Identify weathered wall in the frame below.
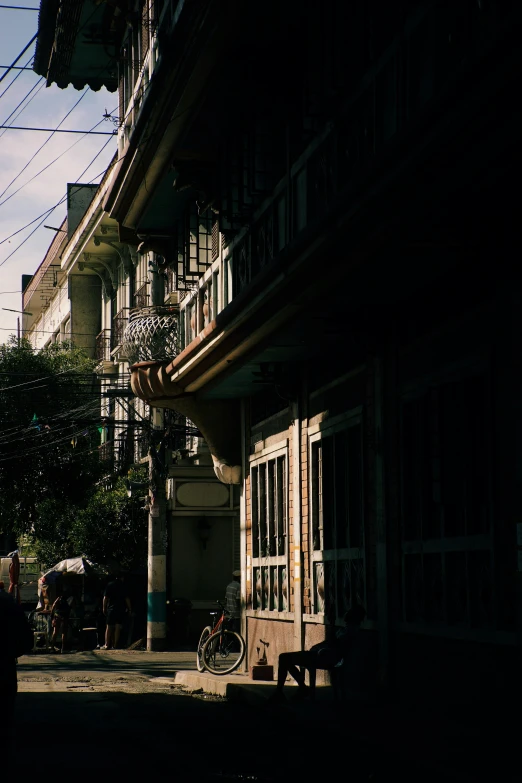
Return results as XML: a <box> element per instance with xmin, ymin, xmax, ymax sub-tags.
<box><xmin>69</xmin><ymin>274</ymin><xmax>102</xmax><ymax>357</ymax></box>
<box><xmin>169</xmin><ymin>513</ymin><xmax>237</xmax><ymax>637</ymax></box>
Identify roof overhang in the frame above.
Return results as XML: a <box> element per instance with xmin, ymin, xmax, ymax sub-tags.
<box><xmin>34</xmin><ymin>0</ymin><xmax>120</xmax><ymax>91</ymax></box>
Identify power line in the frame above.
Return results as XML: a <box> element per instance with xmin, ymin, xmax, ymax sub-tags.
<box><xmin>0</xmin><ymin>32</ymin><xmax>38</xmax><ymax>85</ymax></box>
<box><xmin>0</xmin><ymin>84</ymin><xmax>198</xmax><ymax>254</ymax></box>
<box><xmin>0</xmin><ymin>106</ymin><xmax>117</xmax><ymax>209</ymax></box>
<box><xmin>0</xmin><ymin>151</ymin><xmax>115</xmax><ymax>267</ymax></box>
<box><xmin>0</xmin><ymin>89</ymin><xmax>89</xmax><ymax>204</ymax></box>
<box><xmin>0</xmin><ymin>5</ymin><xmax>39</xmax><ymax>9</ymax></box>
<box><xmin>0</xmin><ymin>159</ymin><xmax>115</xmax><ymax>248</ymax></box>
<box><xmin>0</xmin><ymin>78</ymin><xmax>44</xmax><ymax>138</ymax></box>
<box><xmin>0</xmin><ymin>125</ymin><xmax>116</xmax><ymax>135</ymax></box>
<box><xmin>0</xmin><ymin>54</ymin><xmax>36</xmax><ymax>104</ymax></box>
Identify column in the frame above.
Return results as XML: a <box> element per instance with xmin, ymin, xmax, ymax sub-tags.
<box><xmin>147</xmin><ymin>406</ymin><xmax>167</xmax><ymax>651</ymax></box>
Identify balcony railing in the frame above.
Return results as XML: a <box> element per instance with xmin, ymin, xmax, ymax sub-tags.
<box><xmin>119</xmin><ymin>0</ymin><xmax>184</xmax><ymax>149</ymax></box>
<box><xmin>112</xmin><ymin>308</ymin><xmax>130</xmax><ymax>351</ymax></box>
<box><xmin>95</xmin><ymin>329</ymin><xmax>111</xmax><ymax>363</ymax></box>
<box><xmin>134</xmin><ymin>282</ymin><xmax>149</xmax><ymax>310</ymax></box>
<box><xmin>179</xmin><ymin>1</ymin><xmax>515</xmax><ymax>349</ymax></box>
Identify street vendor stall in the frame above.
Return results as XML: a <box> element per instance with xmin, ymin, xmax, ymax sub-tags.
<box><xmin>35</xmin><ymin>556</ymin><xmax>107</xmax><ymax>651</ymax></box>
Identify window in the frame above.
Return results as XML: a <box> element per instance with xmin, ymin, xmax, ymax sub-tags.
<box><xmin>310</xmin><ymin>413</ymin><xmax>365</xmax><ymax>619</ymax></box>
<box><xmin>250</xmin><ymin>447</ymin><xmax>288</xmax><ymax>613</ymax></box>
<box><xmin>401</xmin><ymin>372</ymin><xmax>494</xmax><ymax>630</ymax></box>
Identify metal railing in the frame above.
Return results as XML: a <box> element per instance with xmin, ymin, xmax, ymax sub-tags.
<box><xmin>134</xmin><ymin>282</ymin><xmax>149</xmax><ymax>310</ymax></box>
<box><xmin>111</xmin><ymin>308</ymin><xmax>130</xmax><ymax>350</ymax></box>
<box><xmin>95</xmin><ymin>329</ymin><xmax>111</xmax><ymax>363</ymax></box>
<box><xmin>179</xmin><ymin>0</ymin><xmax>515</xmax><ymax>346</ymax></box>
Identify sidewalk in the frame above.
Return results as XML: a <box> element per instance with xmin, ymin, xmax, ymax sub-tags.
<box><xmin>154</xmin><ymin>664</ymin><xmax>511</xmax><ymax>782</ymax></box>
<box><xmin>21</xmin><ymin>649</ymin><xmax>511</xmax><ymax>780</ymax></box>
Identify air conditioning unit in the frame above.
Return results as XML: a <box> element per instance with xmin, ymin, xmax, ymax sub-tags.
<box><xmin>164</xmin><ymin>291</ymin><xmax>179</xmax><ymax>305</ymax></box>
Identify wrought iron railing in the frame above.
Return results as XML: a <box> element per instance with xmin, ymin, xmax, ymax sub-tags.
<box><xmin>111</xmin><ymin>308</ymin><xmax>130</xmax><ymax>350</ymax></box>
<box><xmin>134</xmin><ymin>282</ymin><xmax>149</xmax><ymax>309</ymax></box>
<box><xmin>95</xmin><ymin>329</ymin><xmax>111</xmax><ymax>363</ymax></box>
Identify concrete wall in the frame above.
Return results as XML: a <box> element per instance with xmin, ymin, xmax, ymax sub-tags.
<box><xmin>69</xmin><ymin>274</ymin><xmax>102</xmax><ymax>357</ymax></box>
<box><xmin>169</xmin><ymin>513</ymin><xmax>238</xmax><ymax>638</ymax></box>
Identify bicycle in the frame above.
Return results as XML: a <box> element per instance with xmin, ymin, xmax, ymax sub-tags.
<box><xmin>196</xmin><ymin>600</ymin><xmax>245</xmax><ymax>675</ymax></box>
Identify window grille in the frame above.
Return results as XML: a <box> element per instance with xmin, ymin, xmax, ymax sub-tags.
<box><xmin>251</xmin><ymin>449</ymin><xmax>288</xmax><ymax>612</ymax></box>
<box><xmin>400</xmin><ymin>373</ymin><xmax>494</xmax><ymax>631</ymax></box>
<box><xmin>310</xmin><ymin>415</ymin><xmax>365</xmax><ymax>619</ymax></box>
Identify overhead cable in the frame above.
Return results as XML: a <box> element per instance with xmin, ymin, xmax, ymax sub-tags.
<box><xmin>0</xmin><ymin>88</ymin><xmax>89</xmax><ymax>203</ymax></box>
<box><xmin>0</xmin><ymin>32</ymin><xmax>38</xmax><ymax>85</ymax></box>
<box><xmin>0</xmin><ymin>106</ymin><xmax>117</xmax><ymax>208</ymax></box>
<box><xmin>0</xmin><ymin>150</ymin><xmax>114</xmax><ymax>268</ymax></box>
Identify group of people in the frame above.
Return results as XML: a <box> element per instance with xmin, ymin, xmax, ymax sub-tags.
<box><xmin>1</xmin><ymin>573</ymin><xmax>133</xmax><ymax>715</ymax></box>
<box><xmin>35</xmin><ymin>573</ymin><xmax>133</xmax><ymax>653</ymax></box>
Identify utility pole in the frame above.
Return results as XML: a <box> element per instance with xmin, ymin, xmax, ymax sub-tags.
<box><xmin>146</xmin><ymin>255</ymin><xmax>168</xmax><ymax>651</ymax></box>
<box><xmin>147</xmin><ymin>406</ymin><xmax>167</xmax><ymax>651</ymax></box>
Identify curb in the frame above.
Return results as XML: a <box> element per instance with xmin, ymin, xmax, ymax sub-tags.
<box><xmin>149</xmin><ymin>670</ymin><xmax>338</xmax><ymax>706</ymax></box>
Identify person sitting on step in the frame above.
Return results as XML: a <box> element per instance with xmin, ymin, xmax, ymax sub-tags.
<box><xmin>269</xmin><ymin>602</ymin><xmax>366</xmax><ymax>703</ymax></box>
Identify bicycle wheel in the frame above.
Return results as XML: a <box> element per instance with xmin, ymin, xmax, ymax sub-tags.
<box><xmin>202</xmin><ymin>629</ymin><xmax>245</xmax><ymax>675</ymax></box>
<box><xmin>196</xmin><ymin>626</ymin><xmax>212</xmax><ymax>672</ymax></box>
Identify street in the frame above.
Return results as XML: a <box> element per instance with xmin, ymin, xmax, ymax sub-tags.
<box><xmin>8</xmin><ymin>650</ymin><xmax>402</xmax><ymax>781</ymax></box>
<box><xmin>7</xmin><ymin>650</ymin><xmax>511</xmax><ymax>782</ymax></box>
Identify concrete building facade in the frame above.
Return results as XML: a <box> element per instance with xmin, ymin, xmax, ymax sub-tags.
<box><xmin>32</xmin><ymin>0</ymin><xmax>522</xmax><ymax>701</ymax></box>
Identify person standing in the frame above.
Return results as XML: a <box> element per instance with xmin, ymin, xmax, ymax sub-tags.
<box><xmin>0</xmin><ymin>586</ymin><xmax>33</xmax><ymax>736</ymax></box>
<box><xmin>225</xmin><ymin>570</ymin><xmax>241</xmax><ymax>633</ymax></box>
<box><xmin>51</xmin><ymin>591</ymin><xmax>71</xmax><ymax>653</ymax></box>
<box><xmin>102</xmin><ymin>574</ymin><xmax>131</xmax><ymax>650</ymax></box>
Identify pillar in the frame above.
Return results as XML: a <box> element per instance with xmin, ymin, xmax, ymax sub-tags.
<box><xmin>147</xmin><ymin>407</ymin><xmax>167</xmax><ymax>651</ymax></box>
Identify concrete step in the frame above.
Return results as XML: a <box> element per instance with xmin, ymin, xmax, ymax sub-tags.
<box><xmin>150</xmin><ymin>669</ymin><xmax>339</xmax><ymax>706</ymax></box>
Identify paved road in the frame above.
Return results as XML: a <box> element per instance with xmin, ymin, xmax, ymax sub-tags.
<box><xmin>10</xmin><ymin>650</ymin><xmax>383</xmax><ymax>781</ymax></box>
<box><xmin>7</xmin><ymin>650</ymin><xmax>506</xmax><ymax>781</ymax></box>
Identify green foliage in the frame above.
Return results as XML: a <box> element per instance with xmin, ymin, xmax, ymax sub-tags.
<box><xmin>0</xmin><ymin>338</ymin><xmax>102</xmax><ymax>539</ymax></box>
<box><xmin>33</xmin><ymin>478</ymin><xmax>147</xmax><ymax>571</ymax></box>
<box><xmin>0</xmin><ymin>338</ymin><xmax>148</xmax><ymax>571</ymax></box>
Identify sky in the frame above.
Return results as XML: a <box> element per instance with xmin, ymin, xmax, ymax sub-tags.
<box><xmin>0</xmin><ymin>2</ymin><xmax>117</xmax><ymax>342</ymax></box>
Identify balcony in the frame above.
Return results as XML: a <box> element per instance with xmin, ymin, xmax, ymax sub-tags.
<box><xmin>111</xmin><ymin>308</ymin><xmax>130</xmax><ymax>352</ymax></box>
<box><xmin>95</xmin><ymin>329</ymin><xmax>111</xmax><ymax>364</ymax></box>
<box><xmin>178</xmin><ymin>1</ymin><xmax>520</xmax><ymax>349</ymax></box>
<box><xmin>118</xmin><ymin>0</ymin><xmax>185</xmax><ymax>149</ymax></box>
<box><xmin>121</xmin><ymin>306</ymin><xmax>178</xmax><ymax>365</ymax></box>
<box><xmin>134</xmin><ymin>282</ymin><xmax>149</xmax><ymax>310</ymax></box>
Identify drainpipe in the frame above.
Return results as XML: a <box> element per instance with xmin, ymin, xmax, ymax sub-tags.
<box><xmin>147</xmin><ymin>257</ymin><xmax>167</xmax><ymax>651</ymax></box>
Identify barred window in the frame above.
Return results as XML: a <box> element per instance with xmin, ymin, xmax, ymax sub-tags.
<box><xmin>310</xmin><ymin>413</ymin><xmax>365</xmax><ymax>620</ymax></box>
<box><xmin>401</xmin><ymin>373</ymin><xmax>494</xmax><ymax>631</ymax></box>
<box><xmin>251</xmin><ymin>448</ymin><xmax>288</xmax><ymax>613</ymax></box>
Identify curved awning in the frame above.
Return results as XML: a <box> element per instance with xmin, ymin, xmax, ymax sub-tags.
<box><xmin>131</xmin><ymin>361</ymin><xmax>241</xmax><ymax>485</ymax></box>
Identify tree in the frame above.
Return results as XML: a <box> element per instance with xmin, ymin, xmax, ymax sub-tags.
<box><xmin>0</xmin><ymin>337</ymin><xmax>103</xmax><ymax>543</ymax></box>
<box><xmin>0</xmin><ymin>338</ymin><xmax>149</xmax><ymax>570</ymax></box>
<box><xmin>33</xmin><ymin>476</ymin><xmax>148</xmax><ymax>570</ymax></box>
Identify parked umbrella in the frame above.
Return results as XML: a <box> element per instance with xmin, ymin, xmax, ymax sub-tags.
<box><xmin>8</xmin><ymin>550</ymin><xmax>20</xmax><ymax>605</ymax></box>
